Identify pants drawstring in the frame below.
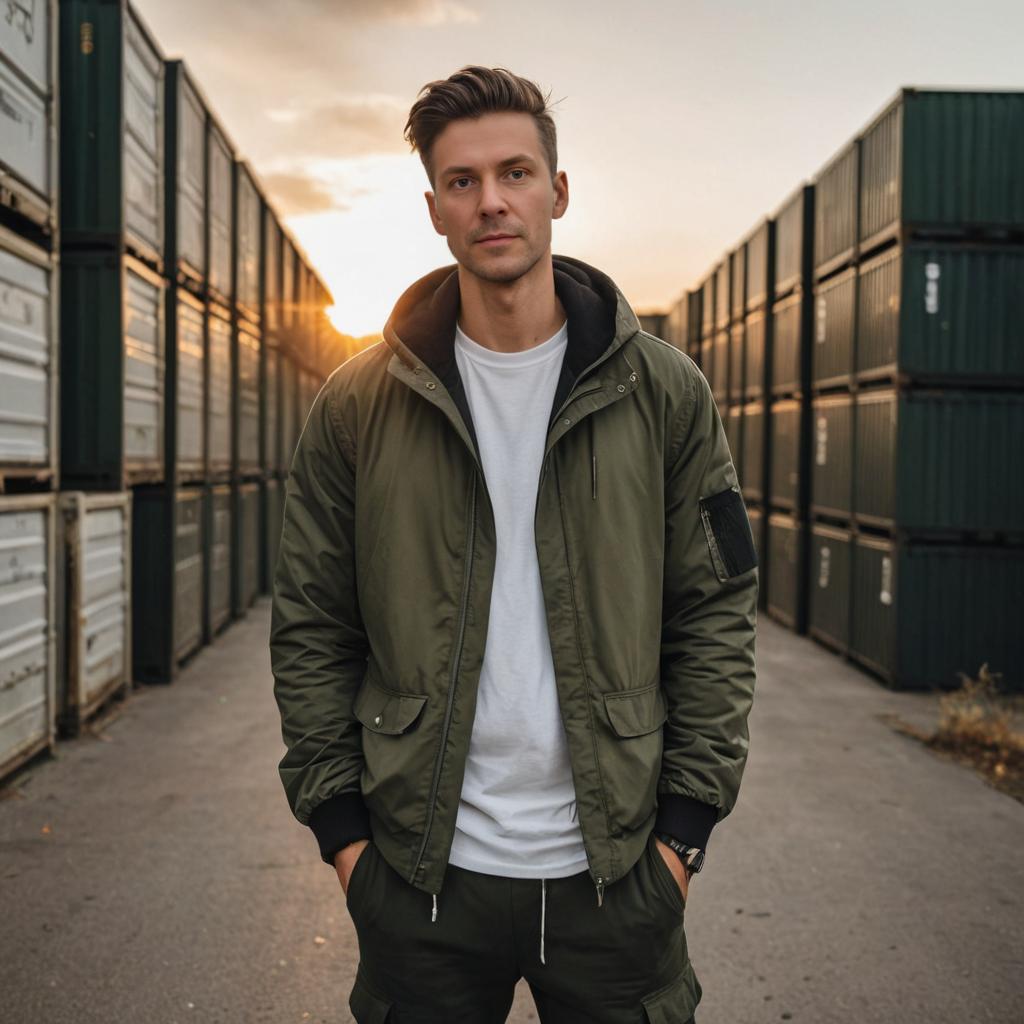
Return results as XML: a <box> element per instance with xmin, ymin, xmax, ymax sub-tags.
<box><xmin>431</xmin><ymin>892</ymin><xmax>437</xmax><ymax>922</ymax></box>
<box><xmin>540</xmin><ymin>878</ymin><xmax>547</xmax><ymax>965</ymax></box>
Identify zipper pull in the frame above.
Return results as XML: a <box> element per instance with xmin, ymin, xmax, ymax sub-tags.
<box><xmin>431</xmin><ymin>892</ymin><xmax>438</xmax><ymax>923</ymax></box>
<box><xmin>595</xmin><ymin>877</ymin><xmax>605</xmax><ymax>908</ymax></box>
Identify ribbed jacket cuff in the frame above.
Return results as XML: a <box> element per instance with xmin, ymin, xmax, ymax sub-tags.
<box><xmin>654</xmin><ymin>793</ymin><xmax>719</xmax><ymax>851</ymax></box>
<box><xmin>308</xmin><ymin>792</ymin><xmax>373</xmax><ymax>866</ymax></box>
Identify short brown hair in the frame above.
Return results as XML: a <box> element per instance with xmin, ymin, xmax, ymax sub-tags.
<box><xmin>404</xmin><ymin>66</ymin><xmax>558</xmax><ymax>185</ymax></box>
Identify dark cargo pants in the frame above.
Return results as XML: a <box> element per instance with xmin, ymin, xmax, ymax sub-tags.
<box><xmin>345</xmin><ymin>830</ymin><xmax>701</xmax><ymax>1023</ymax></box>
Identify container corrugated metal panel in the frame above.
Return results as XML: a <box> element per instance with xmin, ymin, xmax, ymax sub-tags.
<box><xmin>857</xmin><ymin>243</ymin><xmax>1024</xmax><ymax>384</ymax></box>
<box><xmin>0</xmin><ymin>494</ymin><xmax>55</xmax><ymax>781</ymax></box>
<box><xmin>714</xmin><ymin>259</ymin><xmax>730</xmax><ymax>330</ymax></box>
<box><xmin>172</xmin><ymin>489</ymin><xmax>203</xmax><ymax>661</ymax></box>
<box><xmin>812</xmin><ymin>267</ymin><xmax>856</xmax><ymax>390</ymax></box>
<box><xmin>744</xmin><ymin>220</ymin><xmax>772</xmax><ymax>313</ymax></box>
<box><xmin>206</xmin><ymin>484</ymin><xmax>231</xmax><ymax>636</ymax></box>
<box><xmin>207</xmin><ymin>304</ymin><xmax>231</xmax><ymax>475</ymax></box>
<box><xmin>700</xmin><ymin>272</ymin><xmax>715</xmax><ymax>336</ymax></box>
<box><xmin>808</xmin><ymin>522</ymin><xmax>851</xmax><ymax>653</ymax></box>
<box><xmin>263</xmin><ymin>208</ymin><xmax>281</xmax><ymax>338</ymax></box>
<box><xmin>742</xmin><ymin>309</ymin><xmax>766</xmax><ymax>401</ymax></box>
<box><xmin>773</xmin><ymin>185</ymin><xmax>813</xmax><ymax>299</ymax></box>
<box><xmin>168</xmin><ymin>62</ymin><xmax>205</xmax><ymax>285</ymax></box>
<box><xmin>769</xmin><ymin>399</ymin><xmax>802</xmax><ymax>511</ymax></box>
<box><xmin>740</xmin><ymin>401</ymin><xmax>764</xmax><ymax>504</ymax></box>
<box><xmin>855</xmin><ymin>388</ymin><xmax>1024</xmax><ymax>535</ymax></box>
<box><xmin>0</xmin><ymin>229</ymin><xmax>56</xmax><ymax>476</ymax></box>
<box><xmin>236</xmin><ymin>318</ymin><xmax>260</xmax><ymax>474</ymax></box>
<box><xmin>728</xmin><ymin>322</ymin><xmax>744</xmax><ymax>403</ymax></box>
<box><xmin>811</xmin><ymin>394</ymin><xmax>852</xmax><ymax>520</ymax></box>
<box><xmin>234</xmin><ymin>162</ymin><xmax>261</xmax><ymax>322</ymax></box>
<box><xmin>725</xmin><ymin>405</ymin><xmax>742</xmax><ymax>480</ymax></box>
<box><xmin>850</xmin><ymin>537</ymin><xmax>1024</xmax><ymax>691</ymax></box>
<box><xmin>770</xmin><ymin>290</ymin><xmax>804</xmax><ymax>395</ymax></box>
<box><xmin>263</xmin><ymin>344</ymin><xmax>280</xmax><ymax>476</ymax></box>
<box><xmin>173</xmin><ymin>288</ymin><xmax>204</xmax><ymax>477</ymax></box>
<box><xmin>813</xmin><ymin>142</ymin><xmax>858</xmax><ymax>279</ymax></box>
<box><xmin>233</xmin><ymin>481</ymin><xmax>260</xmax><ymax>615</ymax></box>
<box><xmin>280</xmin><ymin>353</ymin><xmax>297</xmax><ymax>472</ymax></box>
<box><xmin>60</xmin><ymin>250</ymin><xmax>165</xmax><ymax>489</ymax></box>
<box><xmin>281</xmin><ymin>236</ymin><xmax>297</xmax><ymax>338</ymax></box>
<box><xmin>59</xmin><ymin>0</ymin><xmax>164</xmax><ymax>262</ymax></box>
<box><xmin>685</xmin><ymin>290</ymin><xmax>701</xmax><ymax>355</ymax></box>
<box><xmin>207</xmin><ymin>119</ymin><xmax>233</xmax><ymax>304</ymax></box>
<box><xmin>860</xmin><ymin>89</ymin><xmax>1024</xmax><ymax>252</ymax></box>
<box><xmin>710</xmin><ymin>330</ymin><xmax>728</xmax><ymax>404</ymax></box>
<box><xmin>56</xmin><ymin>492</ymin><xmax>131</xmax><ymax>733</ymax></box>
<box><xmin>0</xmin><ymin>0</ymin><xmax>56</xmax><ymax>231</ymax></box>
<box><xmin>766</xmin><ymin>512</ymin><xmax>806</xmax><ymax>631</ymax></box>
<box><xmin>261</xmin><ymin>476</ymin><xmax>283</xmax><ymax>594</ymax></box>
<box><xmin>730</xmin><ymin>246</ymin><xmax>745</xmax><ymax>322</ymax></box>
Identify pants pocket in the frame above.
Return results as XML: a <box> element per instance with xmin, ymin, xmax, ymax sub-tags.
<box><xmin>647</xmin><ymin>835</ymin><xmax>686</xmax><ymax>914</ymax></box>
<box><xmin>641</xmin><ymin>962</ymin><xmax>702</xmax><ymax>1023</ymax></box>
<box><xmin>349</xmin><ymin>966</ymin><xmax>394</xmax><ymax>1023</ymax></box>
<box><xmin>346</xmin><ymin>840</ymin><xmax>375</xmax><ymax>916</ymax></box>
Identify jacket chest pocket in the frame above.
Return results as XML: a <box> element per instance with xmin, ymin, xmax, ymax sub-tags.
<box><xmin>600</xmin><ymin>682</ymin><xmax>667</xmax><ymax>834</ymax></box>
<box><xmin>354</xmin><ymin>669</ymin><xmax>432</xmax><ymax>835</ymax></box>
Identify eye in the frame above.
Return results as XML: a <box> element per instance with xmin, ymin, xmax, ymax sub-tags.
<box><xmin>507</xmin><ymin>168</ymin><xmax>527</xmax><ymax>181</ymax></box>
<box><xmin>452</xmin><ymin>176</ymin><xmax>473</xmax><ymax>189</ymax></box>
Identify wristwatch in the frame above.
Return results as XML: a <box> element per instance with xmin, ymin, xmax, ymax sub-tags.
<box><xmin>655</xmin><ymin>832</ymin><xmax>705</xmax><ymax>875</ymax></box>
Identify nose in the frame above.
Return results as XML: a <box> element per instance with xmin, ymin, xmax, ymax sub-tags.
<box><xmin>478</xmin><ymin>174</ymin><xmax>508</xmax><ymax>219</ymax></box>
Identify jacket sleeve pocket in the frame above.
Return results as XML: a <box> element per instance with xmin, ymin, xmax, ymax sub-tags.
<box><xmin>698</xmin><ymin>485</ymin><xmax>758</xmax><ymax>582</ymax></box>
<box><xmin>354</xmin><ymin>674</ymin><xmax>428</xmax><ymax>735</ymax></box>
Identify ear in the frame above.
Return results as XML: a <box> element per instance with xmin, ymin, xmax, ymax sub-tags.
<box><xmin>425</xmin><ymin>190</ymin><xmax>446</xmax><ymax>236</ymax></box>
<box><xmin>552</xmin><ymin>170</ymin><xmax>569</xmax><ymax>221</ymax></box>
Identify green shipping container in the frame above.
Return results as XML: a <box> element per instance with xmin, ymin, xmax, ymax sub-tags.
<box><xmin>236</xmin><ymin>317</ymin><xmax>261</xmax><ymax>475</ymax></box>
<box><xmin>730</xmin><ymin>245</ymin><xmax>745</xmax><ymax>323</ymax></box>
<box><xmin>164</xmin><ymin>60</ymin><xmax>206</xmax><ymax>290</ymax></box>
<box><xmin>769</xmin><ymin>398</ymin><xmax>804</xmax><ymax>513</ymax></box>
<box><xmin>59</xmin><ymin>0</ymin><xmax>164</xmax><ymax>265</ymax></box>
<box><xmin>773</xmin><ymin>185</ymin><xmax>813</xmax><ymax>301</ymax></box>
<box><xmin>850</xmin><ymin>535</ymin><xmax>1024</xmax><ymax>691</ymax></box>
<box><xmin>808</xmin><ymin>522</ymin><xmax>852</xmax><ymax>654</ymax></box>
<box><xmin>743</xmin><ymin>308</ymin><xmax>767</xmax><ymax>401</ymax></box>
<box><xmin>811</xmin><ymin>394</ymin><xmax>853</xmax><ymax>522</ymax></box>
<box><xmin>812</xmin><ymin>267</ymin><xmax>856</xmax><ymax>390</ymax></box>
<box><xmin>813</xmin><ymin>141</ymin><xmax>859</xmax><ymax>280</ymax></box>
<box><xmin>740</xmin><ymin>401</ymin><xmax>765</xmax><ymax>505</ymax></box>
<box><xmin>710</xmin><ymin>330</ymin><xmax>728</xmax><ymax>404</ymax></box>
<box><xmin>770</xmin><ymin>289</ymin><xmax>809</xmax><ymax>397</ymax></box>
<box><xmin>204</xmin><ymin>483</ymin><xmax>231</xmax><ymax>638</ymax></box>
<box><xmin>766</xmin><ymin>513</ymin><xmax>807</xmax><ymax>632</ymax></box>
<box><xmin>232</xmin><ymin>481</ymin><xmax>260</xmax><ymax>617</ymax></box>
<box><xmin>857</xmin><ymin>243</ymin><xmax>1024</xmax><ymax>384</ymax></box>
<box><xmin>131</xmin><ymin>486</ymin><xmax>203</xmax><ymax>683</ymax></box>
<box><xmin>207</xmin><ymin>302</ymin><xmax>232</xmax><ymax>478</ymax></box>
<box><xmin>207</xmin><ymin>116</ymin><xmax>234</xmax><ymax>307</ymax></box>
<box><xmin>168</xmin><ymin>285</ymin><xmax>204</xmax><ymax>482</ymax></box>
<box><xmin>714</xmin><ymin>259</ymin><xmax>730</xmax><ymax>330</ymax></box>
<box><xmin>859</xmin><ymin>88</ymin><xmax>1024</xmax><ymax>253</ymax></box>
<box><xmin>728</xmin><ymin>321</ymin><xmax>745</xmax><ymax>403</ymax></box>
<box><xmin>744</xmin><ymin>219</ymin><xmax>773</xmax><ymax>314</ymax></box>
<box><xmin>700</xmin><ymin>271</ymin><xmax>716</xmax><ymax>337</ymax></box>
<box><xmin>60</xmin><ymin>250</ymin><xmax>165</xmax><ymax>490</ymax></box>
<box><xmin>854</xmin><ymin>388</ymin><xmax>1024</xmax><ymax>535</ymax></box>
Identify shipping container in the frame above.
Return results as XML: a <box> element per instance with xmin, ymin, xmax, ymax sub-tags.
<box><xmin>60</xmin><ymin>249</ymin><xmax>165</xmax><ymax>489</ymax></box>
<box><xmin>281</xmin><ymin>232</ymin><xmax>298</xmax><ymax>342</ymax></box>
<box><xmin>232</xmin><ymin>480</ymin><xmax>260</xmax><ymax>616</ymax></box>
<box><xmin>714</xmin><ymin>258</ymin><xmax>730</xmax><ymax>331</ymax></box>
<box><xmin>710</xmin><ymin>330</ymin><xmax>728</xmax><ymax>404</ymax></box>
<box><xmin>773</xmin><ymin>185</ymin><xmax>814</xmax><ymax>300</ymax></box>
<box><xmin>207</xmin><ymin>301</ymin><xmax>231</xmax><ymax>477</ymax></box>
<box><xmin>0</xmin><ymin>227</ymin><xmax>57</xmax><ymax>484</ymax></box>
<box><xmin>279</xmin><ymin>351</ymin><xmax>297</xmax><ymax>473</ymax></box>
<box><xmin>234</xmin><ymin>160</ymin><xmax>261</xmax><ymax>323</ymax></box>
<box><xmin>808</xmin><ymin>522</ymin><xmax>852</xmax><ymax>654</ymax></box>
<box><xmin>204</xmin><ymin>483</ymin><xmax>231</xmax><ymax>638</ymax></box>
<box><xmin>850</xmin><ymin>535</ymin><xmax>1024</xmax><ymax>691</ymax></box>
<box><xmin>810</xmin><ymin>393</ymin><xmax>853</xmax><ymax>521</ymax></box>
<box><xmin>700</xmin><ymin>272</ymin><xmax>716</xmax><ymax>338</ymax></box>
<box><xmin>167</xmin><ymin>285</ymin><xmax>204</xmax><ymax>481</ymax></box>
<box><xmin>859</xmin><ymin>89</ymin><xmax>1024</xmax><ymax>255</ymax></box>
<box><xmin>59</xmin><ymin>0</ymin><xmax>164</xmax><ymax>266</ymax></box>
<box><xmin>685</xmin><ymin>289</ymin><xmax>702</xmax><ymax>360</ymax></box>
<box><xmin>56</xmin><ymin>491</ymin><xmax>131</xmax><ymax>735</ymax></box>
<box><xmin>854</xmin><ymin>388</ymin><xmax>1024</xmax><ymax>536</ymax></box>
<box><xmin>0</xmin><ymin>0</ymin><xmax>57</xmax><ymax>234</ymax></box>
<box><xmin>730</xmin><ymin>245</ymin><xmax>745</xmax><ymax>323</ymax></box>
<box><xmin>856</xmin><ymin>243</ymin><xmax>1024</xmax><ymax>385</ymax></box>
<box><xmin>744</xmin><ymin>219</ymin><xmax>773</xmax><ymax>314</ymax></box>
<box><xmin>743</xmin><ymin>307</ymin><xmax>767</xmax><ymax>400</ymax></box>
<box><xmin>813</xmin><ymin>141</ymin><xmax>858</xmax><ymax>280</ymax></box>
<box><xmin>728</xmin><ymin>321</ymin><xmax>744</xmax><ymax>403</ymax></box>
<box><xmin>263</xmin><ymin>343</ymin><xmax>280</xmax><ymax>479</ymax></box>
<box><xmin>235</xmin><ymin>316</ymin><xmax>261</xmax><ymax>475</ymax></box>
<box><xmin>263</xmin><ymin>205</ymin><xmax>282</xmax><ymax>340</ymax></box>
<box><xmin>766</xmin><ymin>512</ymin><xmax>807</xmax><ymax>632</ymax></box>
<box><xmin>206</xmin><ymin>116</ymin><xmax>233</xmax><ymax>306</ymax></box>
<box><xmin>164</xmin><ymin>60</ymin><xmax>205</xmax><ymax>290</ymax></box>
<box><xmin>812</xmin><ymin>267</ymin><xmax>856</xmax><ymax>391</ymax></box>
<box><xmin>131</xmin><ymin>486</ymin><xmax>203</xmax><ymax>682</ymax></box>
<box><xmin>740</xmin><ymin>401</ymin><xmax>765</xmax><ymax>504</ymax></box>
<box><xmin>261</xmin><ymin>475</ymin><xmax>283</xmax><ymax>595</ymax></box>
<box><xmin>769</xmin><ymin>398</ymin><xmax>804</xmax><ymax>512</ymax></box>
<box><xmin>770</xmin><ymin>289</ymin><xmax>809</xmax><ymax>396</ymax></box>
<box><xmin>0</xmin><ymin>493</ymin><xmax>56</xmax><ymax>782</ymax></box>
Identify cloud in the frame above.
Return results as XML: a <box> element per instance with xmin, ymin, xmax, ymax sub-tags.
<box><xmin>309</xmin><ymin>0</ymin><xmax>479</xmax><ymax>25</ymax></box>
<box><xmin>261</xmin><ymin>171</ymin><xmax>346</xmax><ymax>216</ymax></box>
<box><xmin>264</xmin><ymin>94</ymin><xmax>410</xmax><ymax>160</ymax></box>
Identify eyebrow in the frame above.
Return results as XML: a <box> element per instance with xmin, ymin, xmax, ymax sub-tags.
<box><xmin>439</xmin><ymin>154</ymin><xmax>538</xmax><ymax>177</ymax></box>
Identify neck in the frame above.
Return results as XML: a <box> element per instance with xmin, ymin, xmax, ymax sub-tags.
<box><xmin>455</xmin><ymin>253</ymin><xmax>566</xmax><ymax>353</ymax></box>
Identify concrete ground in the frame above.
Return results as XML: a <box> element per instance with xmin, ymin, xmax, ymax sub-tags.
<box><xmin>1</xmin><ymin>599</ymin><xmax>1020</xmax><ymax>1024</ymax></box>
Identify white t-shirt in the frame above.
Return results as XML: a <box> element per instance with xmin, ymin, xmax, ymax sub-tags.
<box><xmin>447</xmin><ymin>318</ymin><xmax>589</xmax><ymax>879</ymax></box>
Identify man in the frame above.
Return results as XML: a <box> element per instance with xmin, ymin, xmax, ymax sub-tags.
<box><xmin>271</xmin><ymin>66</ymin><xmax>758</xmax><ymax>1024</ymax></box>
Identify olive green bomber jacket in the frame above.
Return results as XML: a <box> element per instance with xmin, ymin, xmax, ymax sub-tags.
<box><xmin>270</xmin><ymin>255</ymin><xmax>758</xmax><ymax>907</ymax></box>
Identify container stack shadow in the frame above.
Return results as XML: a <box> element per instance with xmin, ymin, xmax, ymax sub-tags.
<box><xmin>662</xmin><ymin>88</ymin><xmax>1024</xmax><ymax>692</ymax></box>
<box><xmin>0</xmin><ymin>0</ymin><xmax>356</xmax><ymax>786</ymax></box>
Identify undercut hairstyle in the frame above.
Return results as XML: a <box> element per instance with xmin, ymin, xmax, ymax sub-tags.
<box><xmin>404</xmin><ymin>66</ymin><xmax>558</xmax><ymax>186</ymax></box>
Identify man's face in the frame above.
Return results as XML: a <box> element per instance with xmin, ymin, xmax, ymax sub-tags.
<box><xmin>424</xmin><ymin>111</ymin><xmax>569</xmax><ymax>284</ymax></box>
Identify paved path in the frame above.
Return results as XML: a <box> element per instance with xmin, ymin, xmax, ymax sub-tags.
<box><xmin>1</xmin><ymin>600</ymin><xmax>1020</xmax><ymax>1023</ymax></box>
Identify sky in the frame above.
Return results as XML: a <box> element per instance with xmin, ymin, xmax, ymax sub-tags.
<box><xmin>133</xmin><ymin>0</ymin><xmax>1024</xmax><ymax>337</ymax></box>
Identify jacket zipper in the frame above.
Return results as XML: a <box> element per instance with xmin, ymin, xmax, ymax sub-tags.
<box><xmin>410</xmin><ymin>470</ymin><xmax>479</xmax><ymax>918</ymax></box>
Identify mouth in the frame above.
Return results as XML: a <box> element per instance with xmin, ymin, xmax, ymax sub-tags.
<box><xmin>475</xmin><ymin>233</ymin><xmax>518</xmax><ymax>246</ymax></box>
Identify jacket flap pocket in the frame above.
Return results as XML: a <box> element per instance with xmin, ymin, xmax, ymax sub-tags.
<box><xmin>641</xmin><ymin>962</ymin><xmax>702</xmax><ymax>1023</ymax></box>
<box><xmin>354</xmin><ymin>673</ymin><xmax>427</xmax><ymax>735</ymax></box>
<box><xmin>348</xmin><ymin>967</ymin><xmax>394</xmax><ymax>1023</ymax></box>
<box><xmin>604</xmin><ymin>683</ymin><xmax>667</xmax><ymax>738</ymax></box>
